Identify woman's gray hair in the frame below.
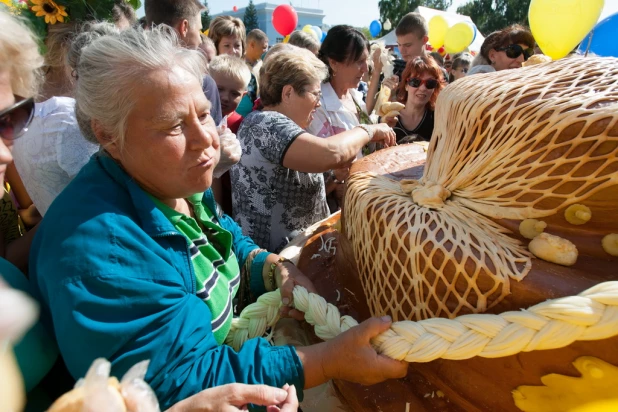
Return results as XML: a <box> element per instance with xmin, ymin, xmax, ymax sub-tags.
<box><xmin>67</xmin><ymin>22</ymin><xmax>119</xmax><ymax>71</ymax></box>
<box><xmin>75</xmin><ymin>26</ymin><xmax>207</xmax><ymax>148</ymax></box>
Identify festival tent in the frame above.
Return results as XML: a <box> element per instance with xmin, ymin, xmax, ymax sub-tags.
<box><xmin>375</xmin><ymin>6</ymin><xmax>485</xmax><ymax>53</ymax></box>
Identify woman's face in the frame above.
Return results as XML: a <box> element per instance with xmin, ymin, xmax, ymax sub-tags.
<box><xmin>287</xmin><ymin>80</ymin><xmax>322</xmax><ymax>129</ymax></box>
<box><xmin>332</xmin><ymin>48</ymin><xmax>369</xmax><ymax>90</ymax></box>
<box><xmin>490</xmin><ymin>43</ymin><xmax>530</xmax><ymax>71</ymax></box>
<box><xmin>0</xmin><ymin>71</ymin><xmax>17</xmax><ymax>182</ymax></box>
<box><xmin>218</xmin><ymin>35</ymin><xmax>243</xmax><ymax>58</ymax></box>
<box><xmin>451</xmin><ymin>64</ymin><xmax>469</xmax><ymax>81</ymax></box>
<box><xmin>405</xmin><ymin>71</ymin><xmax>437</xmax><ymax>108</ymax></box>
<box><xmin>107</xmin><ymin>67</ymin><xmax>220</xmax><ymax>202</ymax></box>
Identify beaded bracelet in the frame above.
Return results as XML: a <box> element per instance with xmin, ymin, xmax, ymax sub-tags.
<box><xmin>268</xmin><ymin>256</ymin><xmax>294</xmax><ymax>291</ymax></box>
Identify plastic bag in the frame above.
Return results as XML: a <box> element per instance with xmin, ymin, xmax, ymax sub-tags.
<box><xmin>48</xmin><ymin>358</ymin><xmax>160</xmax><ymax>412</ymax></box>
<box><xmin>214</xmin><ymin>115</ymin><xmax>242</xmax><ymax>178</ymax></box>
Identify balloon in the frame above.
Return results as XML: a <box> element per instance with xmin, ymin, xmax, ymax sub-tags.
<box><xmin>437</xmin><ymin>46</ymin><xmax>446</xmax><ymax>57</ymax></box>
<box><xmin>578</xmin><ymin>12</ymin><xmax>618</xmax><ymax>57</ymax></box>
<box><xmin>272</xmin><ymin>5</ymin><xmax>298</xmax><ymax>36</ymax></box>
<box><xmin>428</xmin><ymin>15</ymin><xmax>449</xmax><ymax>49</ymax></box>
<box><xmin>383</xmin><ymin>19</ymin><xmax>392</xmax><ymax>31</ymax></box>
<box><xmin>312</xmin><ymin>25</ymin><xmax>323</xmax><ymax>41</ymax></box>
<box><xmin>444</xmin><ymin>22</ymin><xmax>475</xmax><ymax>54</ymax></box>
<box><xmin>425</xmin><ymin>44</ymin><xmax>434</xmax><ymax>51</ymax></box>
<box><xmin>232</xmin><ymin>5</ymin><xmax>238</xmax><ymax>12</ymax></box>
<box><xmin>302</xmin><ymin>24</ymin><xmax>318</xmax><ymax>40</ymax></box>
<box><xmin>283</xmin><ymin>34</ymin><xmax>290</xmax><ymax>43</ymax></box>
<box><xmin>529</xmin><ymin>0</ymin><xmax>604</xmax><ymax>60</ymax></box>
<box><xmin>369</xmin><ymin>20</ymin><xmax>382</xmax><ymax>38</ymax></box>
<box><xmin>321</xmin><ymin>31</ymin><xmax>327</xmax><ymax>42</ymax></box>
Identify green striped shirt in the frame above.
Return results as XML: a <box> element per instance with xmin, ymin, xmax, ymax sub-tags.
<box><xmin>151</xmin><ymin>193</ymin><xmax>240</xmax><ymax>344</ymax></box>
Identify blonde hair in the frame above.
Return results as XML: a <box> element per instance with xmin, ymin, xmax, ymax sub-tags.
<box><xmin>259</xmin><ymin>45</ymin><xmax>328</xmax><ymax>107</ymax></box>
<box><xmin>209</xmin><ymin>55</ymin><xmax>251</xmax><ymax>88</ymax></box>
<box><xmin>0</xmin><ymin>10</ymin><xmax>44</xmax><ymax>98</ymax></box>
<box><xmin>208</xmin><ymin>16</ymin><xmax>246</xmax><ymax>56</ymax></box>
<box><xmin>75</xmin><ymin>26</ymin><xmax>207</xmax><ymax>149</ymax></box>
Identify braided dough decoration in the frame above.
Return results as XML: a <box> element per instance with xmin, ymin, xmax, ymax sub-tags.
<box><xmin>226</xmin><ymin>282</ymin><xmax>618</xmax><ymax>363</ymax></box>
<box><xmin>345</xmin><ymin>57</ymin><xmax>618</xmax><ymax>321</ymax></box>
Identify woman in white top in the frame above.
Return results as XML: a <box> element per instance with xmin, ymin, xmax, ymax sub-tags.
<box><xmin>11</xmin><ymin>23</ymin><xmax>117</xmax><ymax>216</ymax></box>
<box><xmin>307</xmin><ymin>25</ymin><xmax>394</xmax><ymax>211</ymax></box>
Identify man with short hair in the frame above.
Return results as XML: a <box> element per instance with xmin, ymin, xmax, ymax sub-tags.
<box><xmin>395</xmin><ymin>12</ymin><xmax>429</xmax><ymax>64</ymax></box>
<box><xmin>145</xmin><ymin>0</ymin><xmax>222</xmax><ymax>124</ymax></box>
<box><xmin>245</xmin><ymin>29</ymin><xmax>268</xmax><ymax>67</ymax></box>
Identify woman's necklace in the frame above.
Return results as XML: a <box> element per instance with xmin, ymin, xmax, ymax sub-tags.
<box><xmin>399</xmin><ymin>106</ymin><xmax>426</xmax><ymax>131</ymax></box>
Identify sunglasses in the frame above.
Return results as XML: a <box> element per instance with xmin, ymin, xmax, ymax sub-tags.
<box><xmin>496</xmin><ymin>44</ymin><xmax>535</xmax><ymax>61</ymax></box>
<box><xmin>0</xmin><ymin>96</ymin><xmax>35</xmax><ymax>140</ymax></box>
<box><xmin>407</xmin><ymin>77</ymin><xmax>439</xmax><ymax>89</ymax></box>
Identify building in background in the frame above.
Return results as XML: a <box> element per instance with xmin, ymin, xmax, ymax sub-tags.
<box><xmin>211</xmin><ymin>2</ymin><xmax>325</xmax><ymax>44</ymax></box>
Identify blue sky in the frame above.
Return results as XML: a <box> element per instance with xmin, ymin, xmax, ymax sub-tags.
<box><xmin>137</xmin><ymin>0</ymin><xmax>618</xmax><ymax>28</ymax></box>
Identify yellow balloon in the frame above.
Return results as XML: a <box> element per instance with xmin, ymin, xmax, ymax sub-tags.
<box><xmin>302</xmin><ymin>24</ymin><xmax>318</xmax><ymax>40</ymax></box>
<box><xmin>529</xmin><ymin>0</ymin><xmax>604</xmax><ymax>60</ymax></box>
<box><xmin>428</xmin><ymin>15</ymin><xmax>449</xmax><ymax>49</ymax></box>
<box><xmin>283</xmin><ymin>34</ymin><xmax>290</xmax><ymax>43</ymax></box>
<box><xmin>203</xmin><ymin>29</ymin><xmax>209</xmax><ymax>36</ymax></box>
<box><xmin>444</xmin><ymin>22</ymin><xmax>474</xmax><ymax>54</ymax></box>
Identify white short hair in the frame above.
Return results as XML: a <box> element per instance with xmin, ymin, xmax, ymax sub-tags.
<box><xmin>209</xmin><ymin>55</ymin><xmax>251</xmax><ymax>87</ymax></box>
<box><xmin>0</xmin><ymin>10</ymin><xmax>44</xmax><ymax>98</ymax></box>
<box><xmin>75</xmin><ymin>25</ymin><xmax>207</xmax><ymax>148</ymax></box>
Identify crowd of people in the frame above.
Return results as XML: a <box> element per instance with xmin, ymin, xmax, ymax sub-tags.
<box><xmin>0</xmin><ymin>0</ymin><xmax>539</xmax><ymax>409</ymax></box>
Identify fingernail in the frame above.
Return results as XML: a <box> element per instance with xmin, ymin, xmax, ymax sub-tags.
<box><xmin>274</xmin><ymin>388</ymin><xmax>288</xmax><ymax>403</ymax></box>
<box><xmin>381</xmin><ymin>315</ymin><xmax>392</xmax><ymax>323</ymax></box>
<box><xmin>282</xmin><ymin>297</ymin><xmax>290</xmax><ymax>306</ymax></box>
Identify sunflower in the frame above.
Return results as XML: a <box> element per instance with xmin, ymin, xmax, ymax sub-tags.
<box><xmin>30</xmin><ymin>0</ymin><xmax>68</xmax><ymax>24</ymax></box>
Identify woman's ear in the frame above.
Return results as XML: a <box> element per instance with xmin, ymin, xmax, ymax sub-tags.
<box><xmin>91</xmin><ymin>119</ymin><xmax>120</xmax><ymax>158</ymax></box>
<box><xmin>281</xmin><ymin>84</ymin><xmax>294</xmax><ymax>103</ymax></box>
<box><xmin>488</xmin><ymin>49</ymin><xmax>498</xmax><ymax>65</ymax></box>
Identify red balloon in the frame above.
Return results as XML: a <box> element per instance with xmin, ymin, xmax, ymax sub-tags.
<box><xmin>272</xmin><ymin>4</ymin><xmax>298</xmax><ymax>36</ymax></box>
<box><xmin>233</xmin><ymin>6</ymin><xmax>238</xmax><ymax>12</ymax></box>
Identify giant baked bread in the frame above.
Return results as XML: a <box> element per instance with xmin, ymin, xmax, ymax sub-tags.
<box><xmin>295</xmin><ymin>56</ymin><xmax>618</xmax><ymax>411</ymax></box>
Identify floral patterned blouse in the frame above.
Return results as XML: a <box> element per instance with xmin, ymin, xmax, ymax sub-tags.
<box><xmin>230</xmin><ymin>111</ymin><xmax>330</xmax><ymax>252</ymax></box>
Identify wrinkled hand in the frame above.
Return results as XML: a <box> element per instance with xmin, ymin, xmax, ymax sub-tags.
<box><xmin>370</xmin><ymin>123</ymin><xmax>396</xmax><ymax>147</ymax></box>
<box><xmin>167</xmin><ymin>383</ymin><xmax>298</xmax><ymax>412</ymax></box>
<box><xmin>381</xmin><ymin>75</ymin><xmax>399</xmax><ymax>92</ymax></box>
<box><xmin>276</xmin><ymin>261</ymin><xmax>317</xmax><ymax>321</ymax></box>
<box><xmin>213</xmin><ymin>122</ymin><xmax>242</xmax><ymax>178</ymax></box>
<box><xmin>323</xmin><ymin>317</ymin><xmax>408</xmax><ymax>385</ymax></box>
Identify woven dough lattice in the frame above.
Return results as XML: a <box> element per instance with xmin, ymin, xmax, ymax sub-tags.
<box><xmin>345</xmin><ymin>57</ymin><xmax>618</xmax><ymax>321</ymax></box>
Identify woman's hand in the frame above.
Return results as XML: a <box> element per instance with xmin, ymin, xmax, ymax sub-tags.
<box><xmin>167</xmin><ymin>383</ymin><xmax>298</xmax><ymax>412</ymax></box>
<box><xmin>381</xmin><ymin>75</ymin><xmax>399</xmax><ymax>92</ymax></box>
<box><xmin>322</xmin><ymin>317</ymin><xmax>408</xmax><ymax>385</ymax></box>
<box><xmin>369</xmin><ymin>123</ymin><xmax>396</xmax><ymax>147</ymax></box>
<box><xmin>276</xmin><ymin>261</ymin><xmax>317</xmax><ymax>321</ymax></box>
<box><xmin>371</xmin><ymin>48</ymin><xmax>383</xmax><ymax>77</ymax></box>
<box><xmin>380</xmin><ymin>112</ymin><xmax>399</xmax><ymax>128</ymax></box>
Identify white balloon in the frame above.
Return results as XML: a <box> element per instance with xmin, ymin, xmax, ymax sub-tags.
<box><xmin>383</xmin><ymin>19</ymin><xmax>392</xmax><ymax>31</ymax></box>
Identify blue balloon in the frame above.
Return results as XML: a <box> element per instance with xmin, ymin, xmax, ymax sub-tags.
<box><xmin>321</xmin><ymin>31</ymin><xmax>327</xmax><ymax>42</ymax></box>
<box><xmin>369</xmin><ymin>20</ymin><xmax>382</xmax><ymax>38</ymax></box>
<box><xmin>578</xmin><ymin>12</ymin><xmax>618</xmax><ymax>57</ymax></box>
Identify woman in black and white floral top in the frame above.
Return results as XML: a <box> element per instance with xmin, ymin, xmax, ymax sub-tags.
<box><xmin>231</xmin><ymin>46</ymin><xmax>395</xmax><ymax>252</ymax></box>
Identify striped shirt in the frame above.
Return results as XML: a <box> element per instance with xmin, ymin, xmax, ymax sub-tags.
<box><xmin>151</xmin><ymin>193</ymin><xmax>240</xmax><ymax>344</ymax></box>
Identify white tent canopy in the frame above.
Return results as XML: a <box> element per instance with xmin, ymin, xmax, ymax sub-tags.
<box><xmin>375</xmin><ymin>6</ymin><xmax>485</xmax><ymax>53</ymax></box>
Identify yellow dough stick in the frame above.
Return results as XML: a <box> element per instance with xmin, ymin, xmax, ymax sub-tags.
<box><xmin>602</xmin><ymin>234</ymin><xmax>618</xmax><ymax>257</ymax></box>
<box><xmin>519</xmin><ymin>219</ymin><xmax>547</xmax><ymax>240</ymax></box>
<box><xmin>528</xmin><ymin>233</ymin><xmax>578</xmax><ymax>266</ymax></box>
<box><xmin>565</xmin><ymin>204</ymin><xmax>592</xmax><ymax>225</ymax></box>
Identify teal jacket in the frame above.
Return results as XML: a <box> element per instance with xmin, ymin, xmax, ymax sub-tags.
<box><xmin>29</xmin><ymin>154</ymin><xmax>305</xmax><ymax>409</ymax></box>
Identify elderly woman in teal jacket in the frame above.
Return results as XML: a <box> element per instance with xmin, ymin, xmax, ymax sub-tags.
<box><xmin>29</xmin><ymin>27</ymin><xmax>407</xmax><ymax>409</ymax></box>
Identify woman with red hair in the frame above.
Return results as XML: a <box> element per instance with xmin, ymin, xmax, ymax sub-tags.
<box><xmin>393</xmin><ymin>55</ymin><xmax>445</xmax><ymax>143</ymax></box>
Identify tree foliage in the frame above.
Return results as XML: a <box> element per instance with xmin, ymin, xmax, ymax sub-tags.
<box><xmin>201</xmin><ymin>0</ymin><xmax>211</xmax><ymax>31</ymax></box>
<box><xmin>378</xmin><ymin>0</ymin><xmax>452</xmax><ymax>36</ymax></box>
<box><xmin>457</xmin><ymin>0</ymin><xmax>531</xmax><ymax>35</ymax></box>
<box><xmin>243</xmin><ymin>0</ymin><xmax>259</xmax><ymax>33</ymax></box>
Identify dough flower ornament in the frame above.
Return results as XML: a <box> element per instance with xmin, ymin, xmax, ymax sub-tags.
<box><xmin>30</xmin><ymin>0</ymin><xmax>67</xmax><ymax>24</ymax></box>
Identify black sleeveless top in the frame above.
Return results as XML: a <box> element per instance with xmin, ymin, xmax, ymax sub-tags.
<box><xmin>393</xmin><ymin>109</ymin><xmax>434</xmax><ymax>144</ymax></box>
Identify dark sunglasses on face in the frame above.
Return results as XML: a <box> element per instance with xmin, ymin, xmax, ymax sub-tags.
<box><xmin>0</xmin><ymin>96</ymin><xmax>35</xmax><ymax>140</ymax></box>
<box><xmin>496</xmin><ymin>44</ymin><xmax>535</xmax><ymax>61</ymax></box>
<box><xmin>407</xmin><ymin>77</ymin><xmax>439</xmax><ymax>89</ymax></box>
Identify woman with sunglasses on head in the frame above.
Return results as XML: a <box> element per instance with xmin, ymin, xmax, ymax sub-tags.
<box><xmin>449</xmin><ymin>52</ymin><xmax>473</xmax><ymax>83</ymax></box>
<box><xmin>468</xmin><ymin>24</ymin><xmax>535</xmax><ymax>76</ymax></box>
<box><xmin>393</xmin><ymin>55</ymin><xmax>445</xmax><ymax>144</ymax></box>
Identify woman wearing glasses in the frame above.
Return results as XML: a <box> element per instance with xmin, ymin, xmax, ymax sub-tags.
<box><xmin>232</xmin><ymin>46</ymin><xmax>395</xmax><ymax>252</ymax></box>
<box><xmin>468</xmin><ymin>25</ymin><xmax>535</xmax><ymax>75</ymax></box>
<box><xmin>393</xmin><ymin>55</ymin><xmax>445</xmax><ymax>144</ymax></box>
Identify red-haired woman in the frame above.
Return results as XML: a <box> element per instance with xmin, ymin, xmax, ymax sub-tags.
<box><xmin>393</xmin><ymin>55</ymin><xmax>445</xmax><ymax>144</ymax></box>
